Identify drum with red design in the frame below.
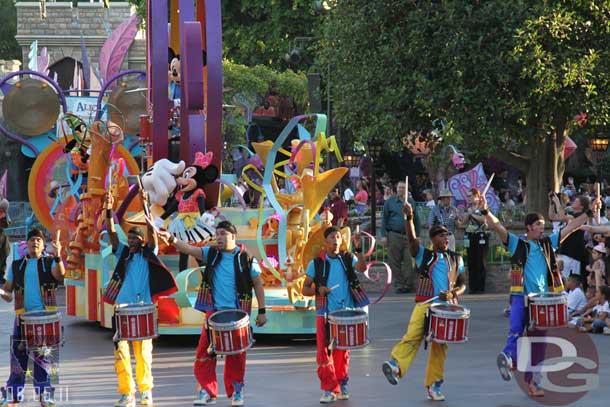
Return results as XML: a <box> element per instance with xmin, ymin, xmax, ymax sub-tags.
<box><xmin>427</xmin><ymin>303</ymin><xmax>470</xmax><ymax>343</ymax></box>
<box><xmin>207</xmin><ymin>309</ymin><xmax>253</xmax><ymax>355</ymax></box>
<box><xmin>528</xmin><ymin>292</ymin><xmax>568</xmax><ymax>328</ymax></box>
<box><xmin>114</xmin><ymin>303</ymin><xmax>158</xmax><ymax>341</ymax></box>
<box><xmin>20</xmin><ymin>310</ymin><xmax>61</xmax><ymax>348</ymax></box>
<box><xmin>328</xmin><ymin>309</ymin><xmax>369</xmax><ymax>350</ymax></box>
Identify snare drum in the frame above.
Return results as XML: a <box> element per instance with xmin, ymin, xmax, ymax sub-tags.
<box><xmin>328</xmin><ymin>309</ymin><xmax>369</xmax><ymax>350</ymax></box>
<box><xmin>114</xmin><ymin>303</ymin><xmax>158</xmax><ymax>341</ymax></box>
<box><xmin>20</xmin><ymin>310</ymin><xmax>61</xmax><ymax>348</ymax></box>
<box><xmin>528</xmin><ymin>292</ymin><xmax>568</xmax><ymax>328</ymax></box>
<box><xmin>427</xmin><ymin>303</ymin><xmax>470</xmax><ymax>344</ymax></box>
<box><xmin>207</xmin><ymin>309</ymin><xmax>253</xmax><ymax>355</ymax></box>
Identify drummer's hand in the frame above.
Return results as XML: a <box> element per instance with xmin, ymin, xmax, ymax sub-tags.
<box><xmin>50</xmin><ymin>239</ymin><xmax>62</xmax><ymax>257</ymax></box>
<box><xmin>318</xmin><ymin>286</ymin><xmax>331</xmax><ymax>297</ymax></box>
<box><xmin>0</xmin><ymin>287</ymin><xmax>13</xmax><ymax>303</ymax></box>
<box><xmin>402</xmin><ymin>202</ymin><xmax>413</xmax><ymax>218</ymax></box>
<box><xmin>157</xmin><ymin>231</ymin><xmax>172</xmax><ymax>245</ymax></box>
<box><xmin>255</xmin><ymin>313</ymin><xmax>267</xmax><ymax>327</ymax></box>
<box><xmin>104</xmin><ymin>191</ymin><xmax>114</xmax><ymax>209</ymax></box>
<box><xmin>439</xmin><ymin>290</ymin><xmax>454</xmax><ymax>302</ymax></box>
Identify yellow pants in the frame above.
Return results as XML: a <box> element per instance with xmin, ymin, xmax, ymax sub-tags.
<box><xmin>114</xmin><ymin>339</ymin><xmax>154</xmax><ymax>395</ymax></box>
<box><xmin>390</xmin><ymin>303</ymin><xmax>447</xmax><ymax>387</ymax></box>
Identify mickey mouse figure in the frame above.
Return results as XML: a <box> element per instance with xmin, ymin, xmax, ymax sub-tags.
<box><xmin>156</xmin><ymin>151</ymin><xmax>219</xmax><ymax>271</ymax></box>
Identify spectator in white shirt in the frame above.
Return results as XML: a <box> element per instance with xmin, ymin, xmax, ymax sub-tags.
<box><xmin>566</xmin><ymin>275</ymin><xmax>587</xmax><ymax>316</ymax></box>
<box><xmin>579</xmin><ymin>285</ymin><xmax>610</xmax><ymax>333</ymax></box>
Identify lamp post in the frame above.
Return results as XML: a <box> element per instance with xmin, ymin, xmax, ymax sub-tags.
<box><xmin>588</xmin><ymin>134</ymin><xmax>610</xmax><ymax>182</ymax></box>
<box><xmin>367</xmin><ymin>138</ymin><xmax>384</xmax><ymax>236</ymax></box>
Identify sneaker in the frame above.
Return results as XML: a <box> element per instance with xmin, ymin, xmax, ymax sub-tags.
<box><xmin>337</xmin><ymin>381</ymin><xmax>349</xmax><ymax>400</ymax></box>
<box><xmin>0</xmin><ymin>388</ymin><xmax>9</xmax><ymax>407</ymax></box>
<box><xmin>382</xmin><ymin>360</ymin><xmax>400</xmax><ymax>385</ymax></box>
<box><xmin>319</xmin><ymin>391</ymin><xmax>336</xmax><ymax>404</ymax></box>
<box><xmin>114</xmin><ymin>394</ymin><xmax>136</xmax><ymax>407</ymax></box>
<box><xmin>140</xmin><ymin>391</ymin><xmax>153</xmax><ymax>406</ymax></box>
<box><xmin>496</xmin><ymin>352</ymin><xmax>513</xmax><ymax>381</ymax></box>
<box><xmin>426</xmin><ymin>380</ymin><xmax>445</xmax><ymax>401</ymax></box>
<box><xmin>40</xmin><ymin>397</ymin><xmax>56</xmax><ymax>407</ymax></box>
<box><xmin>193</xmin><ymin>390</ymin><xmax>216</xmax><ymax>406</ymax></box>
<box><xmin>528</xmin><ymin>380</ymin><xmax>545</xmax><ymax>397</ymax></box>
<box><xmin>603</xmin><ymin>327</ymin><xmax>610</xmax><ymax>335</ymax></box>
<box><xmin>231</xmin><ymin>383</ymin><xmax>244</xmax><ymax>406</ymax></box>
<box><xmin>503</xmin><ymin>306</ymin><xmax>511</xmax><ymax>317</ymax></box>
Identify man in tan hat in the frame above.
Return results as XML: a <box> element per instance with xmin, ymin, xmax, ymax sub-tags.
<box><xmin>427</xmin><ymin>188</ymin><xmax>458</xmax><ymax>250</ymax></box>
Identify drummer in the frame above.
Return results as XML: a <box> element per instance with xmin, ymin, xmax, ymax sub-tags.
<box><xmin>0</xmin><ymin>228</ymin><xmax>65</xmax><ymax>407</ymax></box>
<box><xmin>381</xmin><ymin>202</ymin><xmax>465</xmax><ymax>401</ymax></box>
<box><xmin>159</xmin><ymin>220</ymin><xmax>266</xmax><ymax>407</ymax></box>
<box><xmin>480</xmin><ymin>192</ymin><xmax>598</xmax><ymax>396</ymax></box>
<box><xmin>301</xmin><ymin>226</ymin><xmax>369</xmax><ymax>404</ymax></box>
<box><xmin>102</xmin><ymin>191</ymin><xmax>178</xmax><ymax>407</ymax></box>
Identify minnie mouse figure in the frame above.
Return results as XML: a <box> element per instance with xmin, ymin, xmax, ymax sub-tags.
<box><xmin>157</xmin><ymin>151</ymin><xmax>219</xmax><ymax>271</ymax></box>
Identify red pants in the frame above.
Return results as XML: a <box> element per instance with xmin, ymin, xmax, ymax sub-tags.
<box><xmin>316</xmin><ymin>316</ymin><xmax>350</xmax><ymax>392</ymax></box>
<box><xmin>194</xmin><ymin>312</ymin><xmax>246</xmax><ymax>398</ymax></box>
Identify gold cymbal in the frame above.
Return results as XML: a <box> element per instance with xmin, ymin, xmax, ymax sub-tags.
<box><xmin>107</xmin><ymin>79</ymin><xmax>147</xmax><ymax>135</ymax></box>
<box><xmin>2</xmin><ymin>78</ymin><xmax>60</xmax><ymax>136</ymax></box>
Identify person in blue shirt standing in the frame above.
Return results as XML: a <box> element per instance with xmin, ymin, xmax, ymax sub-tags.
<box><xmin>481</xmin><ymin>193</ymin><xmax>597</xmax><ymax>397</ymax></box>
<box><xmin>102</xmin><ymin>191</ymin><xmax>178</xmax><ymax>407</ymax></box>
<box><xmin>160</xmin><ymin>220</ymin><xmax>266</xmax><ymax>407</ymax></box>
<box><xmin>301</xmin><ymin>226</ymin><xmax>370</xmax><ymax>404</ymax></box>
<box><xmin>381</xmin><ymin>180</ymin><xmax>420</xmax><ymax>293</ymax></box>
<box><xmin>0</xmin><ymin>228</ymin><xmax>65</xmax><ymax>407</ymax></box>
<box><xmin>382</xmin><ymin>202</ymin><xmax>466</xmax><ymax>402</ymax></box>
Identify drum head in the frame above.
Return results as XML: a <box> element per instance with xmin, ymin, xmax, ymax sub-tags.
<box><xmin>20</xmin><ymin>310</ymin><xmax>60</xmax><ymax>320</ymax></box>
<box><xmin>209</xmin><ymin>309</ymin><xmax>248</xmax><ymax>324</ymax></box>
<box><xmin>329</xmin><ymin>309</ymin><xmax>367</xmax><ymax>319</ymax></box>
<box><xmin>431</xmin><ymin>304</ymin><xmax>466</xmax><ymax>313</ymax></box>
<box><xmin>116</xmin><ymin>303</ymin><xmax>155</xmax><ymax>313</ymax></box>
<box><xmin>2</xmin><ymin>78</ymin><xmax>60</xmax><ymax>136</ymax></box>
<box><xmin>107</xmin><ymin>79</ymin><xmax>147</xmax><ymax>135</ymax></box>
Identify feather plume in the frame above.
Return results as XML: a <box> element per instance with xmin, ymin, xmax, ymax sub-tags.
<box><xmin>99</xmin><ymin>14</ymin><xmax>139</xmax><ymax>83</ymax></box>
<box><xmin>80</xmin><ymin>32</ymin><xmax>91</xmax><ymax>90</ymax></box>
<box><xmin>37</xmin><ymin>47</ymin><xmax>49</xmax><ymax>74</ymax></box>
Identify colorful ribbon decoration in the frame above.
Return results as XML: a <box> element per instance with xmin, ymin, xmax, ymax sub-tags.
<box><xmin>363</xmin><ymin>261</ymin><xmax>392</xmax><ymax>305</ymax></box>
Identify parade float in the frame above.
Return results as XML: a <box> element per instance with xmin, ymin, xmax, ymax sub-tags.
<box><xmin>0</xmin><ymin>0</ymin><xmax>390</xmax><ymax>335</ymax></box>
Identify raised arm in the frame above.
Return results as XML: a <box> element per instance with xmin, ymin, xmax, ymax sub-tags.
<box><xmin>105</xmin><ymin>191</ymin><xmax>119</xmax><ymax>252</ymax></box>
<box><xmin>480</xmin><ymin>197</ymin><xmax>508</xmax><ymax>245</ymax></box>
<box><xmin>157</xmin><ymin>231</ymin><xmax>204</xmax><ymax>259</ymax></box>
<box><xmin>581</xmin><ymin>224</ymin><xmax>610</xmax><ymax>236</ymax></box>
<box><xmin>403</xmin><ymin>202</ymin><xmax>420</xmax><ymax>257</ymax></box>
<box><xmin>50</xmin><ymin>233</ymin><xmax>65</xmax><ymax>282</ymax></box>
<box><xmin>559</xmin><ymin>197</ymin><xmax>599</xmax><ymax>243</ymax></box>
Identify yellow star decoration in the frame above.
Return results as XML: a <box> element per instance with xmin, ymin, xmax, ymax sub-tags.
<box><xmin>24</xmin><ymin>368</ymin><xmax>32</xmax><ymax>378</ymax></box>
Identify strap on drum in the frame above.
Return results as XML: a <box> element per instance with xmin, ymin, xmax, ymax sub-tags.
<box><xmin>423</xmin><ymin>306</ymin><xmax>432</xmax><ymax>350</ymax></box>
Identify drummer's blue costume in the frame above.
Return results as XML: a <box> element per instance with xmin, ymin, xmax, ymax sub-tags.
<box><xmin>498</xmin><ymin>232</ymin><xmax>563</xmax><ymax>383</ymax></box>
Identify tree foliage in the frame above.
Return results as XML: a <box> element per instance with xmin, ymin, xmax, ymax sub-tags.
<box><xmin>128</xmin><ymin>0</ymin><xmax>319</xmax><ymax>69</ymax></box>
<box><xmin>320</xmin><ymin>0</ymin><xmax>610</xmax><ymax>212</ymax></box>
<box><xmin>0</xmin><ymin>0</ymin><xmax>20</xmax><ymax>60</ymax></box>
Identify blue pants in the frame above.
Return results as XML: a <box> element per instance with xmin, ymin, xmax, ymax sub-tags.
<box><xmin>502</xmin><ymin>295</ymin><xmax>545</xmax><ymax>383</ymax></box>
<box><xmin>5</xmin><ymin>319</ymin><xmax>53</xmax><ymax>398</ymax></box>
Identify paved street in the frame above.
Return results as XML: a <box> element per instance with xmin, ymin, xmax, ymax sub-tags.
<box><xmin>1</xmin><ymin>291</ymin><xmax>609</xmax><ymax>407</ymax></box>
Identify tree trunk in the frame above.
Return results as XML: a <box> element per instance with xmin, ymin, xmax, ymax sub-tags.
<box><xmin>525</xmin><ymin>129</ymin><xmax>566</xmax><ymax>215</ymax></box>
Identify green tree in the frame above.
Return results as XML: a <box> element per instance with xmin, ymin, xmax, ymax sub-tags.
<box><xmin>0</xmin><ymin>0</ymin><xmax>19</xmax><ymax>60</ymax></box>
<box><xmin>128</xmin><ymin>0</ymin><xmax>319</xmax><ymax>69</ymax></box>
<box><xmin>320</xmin><ymin>0</ymin><xmax>610</xmax><ymax>213</ymax></box>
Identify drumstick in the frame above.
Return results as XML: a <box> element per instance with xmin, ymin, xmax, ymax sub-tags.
<box><xmin>55</xmin><ymin>230</ymin><xmax>61</xmax><ymax>242</ymax></box>
<box><xmin>421</xmin><ymin>296</ymin><xmax>439</xmax><ymax>304</ymax></box>
<box><xmin>328</xmin><ymin>284</ymin><xmax>340</xmax><ymax>292</ymax></box>
<box><xmin>405</xmin><ymin>176</ymin><xmax>409</xmax><ymax>202</ymax></box>
<box><xmin>482</xmin><ymin>173</ymin><xmax>495</xmax><ymax>197</ymax></box>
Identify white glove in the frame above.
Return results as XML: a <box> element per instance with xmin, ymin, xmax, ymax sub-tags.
<box><xmin>141</xmin><ymin>159</ymin><xmax>185</xmax><ymax>205</ymax></box>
